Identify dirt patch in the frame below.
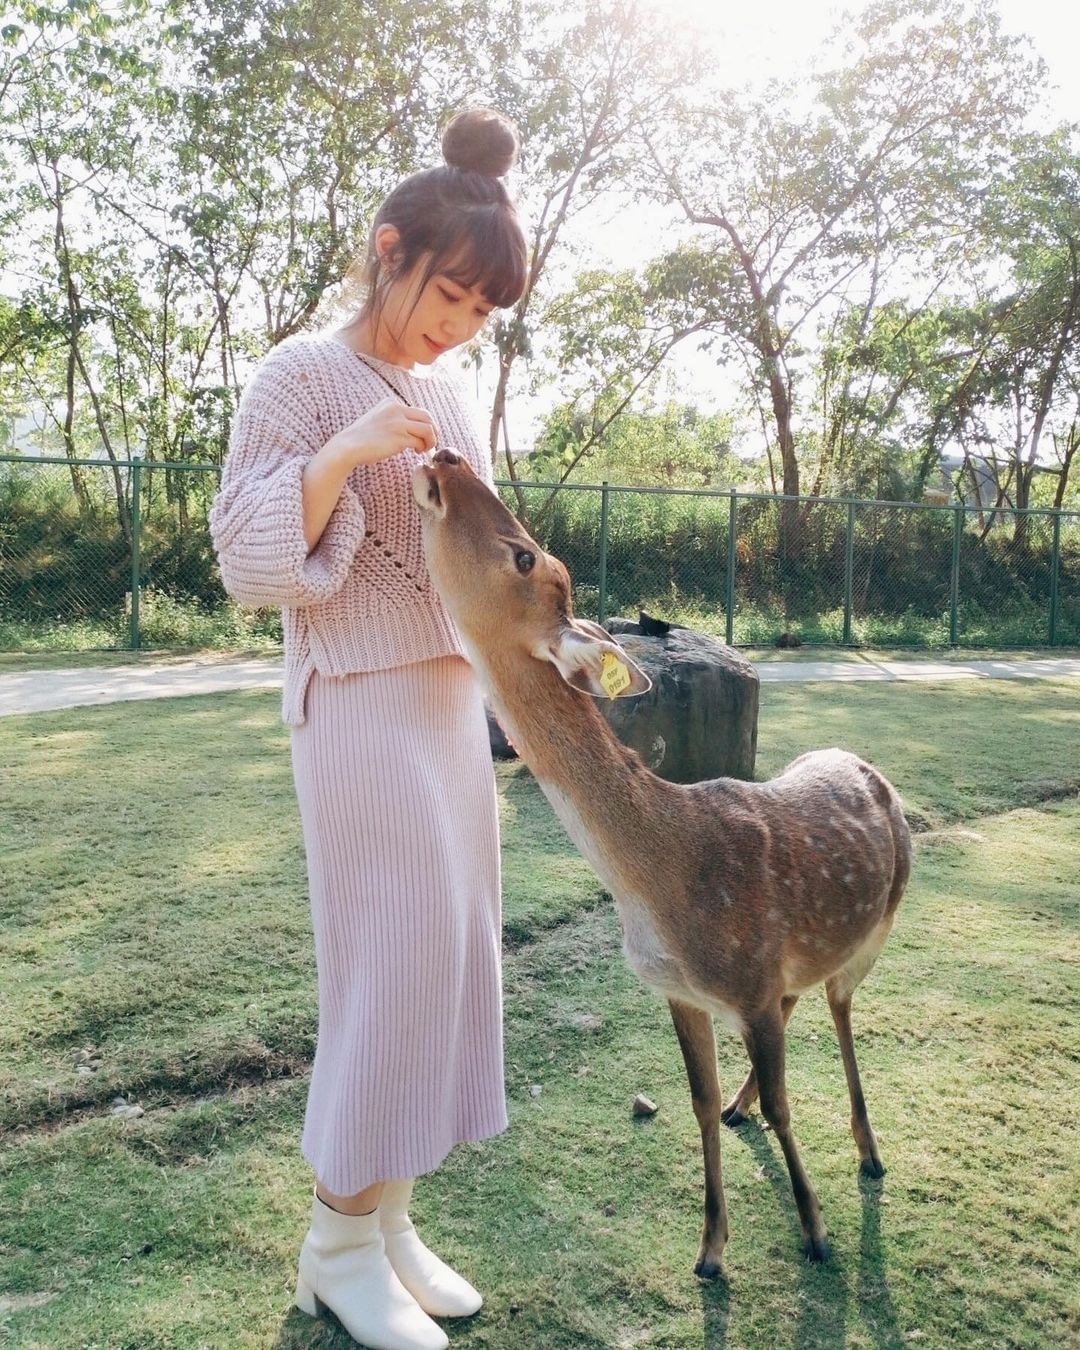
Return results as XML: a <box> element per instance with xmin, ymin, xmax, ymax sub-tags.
<box><xmin>0</xmin><ymin>1291</ymin><xmax>59</xmax><ymax>1316</ymax></box>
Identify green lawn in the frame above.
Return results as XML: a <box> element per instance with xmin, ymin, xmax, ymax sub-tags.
<box><xmin>1</xmin><ymin>679</ymin><xmax>1077</xmax><ymax>1347</ymax></box>
<box><xmin>0</xmin><ymin>646</ymin><xmax>279</xmax><ymax>674</ymax></box>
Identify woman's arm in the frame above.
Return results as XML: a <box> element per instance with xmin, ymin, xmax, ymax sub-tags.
<box><xmin>210</xmin><ymin>349</ymin><xmax>437</xmax><ymax>609</ymax></box>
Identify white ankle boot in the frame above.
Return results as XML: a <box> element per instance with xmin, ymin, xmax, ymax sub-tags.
<box><xmin>379</xmin><ymin>1179</ymin><xmax>483</xmax><ymax>1319</ymax></box>
<box><xmin>295</xmin><ymin>1191</ymin><xmax>448</xmax><ymax>1350</ymax></box>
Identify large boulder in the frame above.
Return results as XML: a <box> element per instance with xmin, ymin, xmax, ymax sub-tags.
<box><xmin>487</xmin><ymin>614</ymin><xmax>759</xmax><ymax>783</ymax></box>
<box><xmin>598</xmin><ymin>615</ymin><xmax>758</xmax><ymax>783</ymax></box>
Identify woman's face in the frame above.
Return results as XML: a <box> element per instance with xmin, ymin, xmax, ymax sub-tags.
<box><xmin>379</xmin><ymin>249</ymin><xmax>495</xmax><ymax>366</ymax></box>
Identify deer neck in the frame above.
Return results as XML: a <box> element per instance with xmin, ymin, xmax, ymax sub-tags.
<box><xmin>477</xmin><ymin>646</ymin><xmax>679</xmax><ymax>897</ymax></box>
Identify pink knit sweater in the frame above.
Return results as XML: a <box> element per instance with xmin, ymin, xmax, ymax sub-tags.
<box><xmin>209</xmin><ymin>332</ymin><xmax>494</xmax><ymax>725</ymax></box>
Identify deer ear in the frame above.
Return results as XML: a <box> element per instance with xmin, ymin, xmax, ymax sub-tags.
<box><xmin>538</xmin><ymin>621</ymin><xmax>651</xmax><ymax>699</ymax></box>
<box><xmin>572</xmin><ymin>618</ymin><xmax>614</xmax><ymax>643</ymax></box>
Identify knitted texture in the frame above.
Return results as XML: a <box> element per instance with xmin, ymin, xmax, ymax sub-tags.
<box><xmin>209</xmin><ymin>332</ymin><xmax>495</xmax><ymax>725</ymax></box>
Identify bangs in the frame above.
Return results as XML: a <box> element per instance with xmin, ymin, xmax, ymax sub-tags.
<box><xmin>435</xmin><ymin>208</ymin><xmax>528</xmax><ymax>309</ymax></box>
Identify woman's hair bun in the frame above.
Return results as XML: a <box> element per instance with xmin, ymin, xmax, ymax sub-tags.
<box><xmin>442</xmin><ymin>108</ymin><xmax>519</xmax><ymax>178</ymax></box>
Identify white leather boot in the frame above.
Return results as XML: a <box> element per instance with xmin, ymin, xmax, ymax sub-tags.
<box><xmin>294</xmin><ymin>1191</ymin><xmax>449</xmax><ymax>1350</ymax></box>
<box><xmin>379</xmin><ymin>1179</ymin><xmax>483</xmax><ymax>1319</ymax></box>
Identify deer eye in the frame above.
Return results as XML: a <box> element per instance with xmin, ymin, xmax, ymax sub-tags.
<box><xmin>514</xmin><ymin>549</ymin><xmax>535</xmax><ymax>575</ymax></box>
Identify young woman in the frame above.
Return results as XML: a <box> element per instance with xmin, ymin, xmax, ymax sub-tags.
<box><xmin>210</xmin><ymin>108</ymin><xmax>528</xmax><ymax>1350</ymax></box>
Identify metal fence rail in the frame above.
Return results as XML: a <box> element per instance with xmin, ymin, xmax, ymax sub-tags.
<box><xmin>2</xmin><ymin>454</ymin><xmax>1077</xmax><ymax>653</ymax></box>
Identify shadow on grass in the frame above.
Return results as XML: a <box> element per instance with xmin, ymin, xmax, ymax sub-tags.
<box><xmin>729</xmin><ymin>1119</ymin><xmax>902</xmax><ymax>1350</ymax></box>
<box><xmin>698</xmin><ymin>1273</ymin><xmax>731</xmax><ymax>1347</ymax></box>
<box><xmin>272</xmin><ymin>1304</ymin><xmax>350</xmax><ymax>1348</ymax></box>
<box><xmin>736</xmin><ymin>1121</ymin><xmax>849</xmax><ymax>1349</ymax></box>
<box><xmin>726</xmin><ymin>1121</ymin><xmax>907</xmax><ymax>1348</ymax></box>
<box><xmin>857</xmin><ymin>1171</ymin><xmax>904</xmax><ymax>1350</ymax></box>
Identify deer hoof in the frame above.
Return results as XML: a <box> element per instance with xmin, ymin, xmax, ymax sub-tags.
<box><xmin>803</xmin><ymin>1234</ymin><xmax>832</xmax><ymax>1263</ymax></box>
<box><xmin>859</xmin><ymin>1158</ymin><xmax>886</xmax><ymax>1179</ymax></box>
<box><xmin>721</xmin><ymin>1105</ymin><xmax>748</xmax><ymax>1128</ymax></box>
<box><xmin>693</xmin><ymin>1252</ymin><xmax>727</xmax><ymax>1281</ymax></box>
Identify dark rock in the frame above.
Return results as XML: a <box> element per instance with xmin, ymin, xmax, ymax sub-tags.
<box><xmin>638</xmin><ymin>610</ymin><xmax>676</xmax><ymax>637</ymax></box>
<box><xmin>600</xmin><ymin>617</ymin><xmax>758</xmax><ymax>783</ymax></box>
<box><xmin>486</xmin><ymin>703</ymin><xmax>517</xmax><ymax>760</ymax></box>
<box><xmin>483</xmin><ymin>617</ymin><xmax>759</xmax><ymax>784</ymax></box>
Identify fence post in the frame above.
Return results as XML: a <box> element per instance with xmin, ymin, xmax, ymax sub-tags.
<box><xmin>949</xmin><ymin>504</ymin><xmax>962</xmax><ymax>646</ymax></box>
<box><xmin>1048</xmin><ymin>509</ymin><xmax>1061</xmax><ymax>647</ymax></box>
<box><xmin>597</xmin><ymin>480</ymin><xmax>610</xmax><ymax>625</ymax></box>
<box><xmin>129</xmin><ymin>451</ymin><xmax>143</xmax><ymax>651</ymax></box>
<box><xmin>725</xmin><ymin>490</ymin><xmax>737</xmax><ymax>645</ymax></box>
<box><xmin>843</xmin><ymin>499</ymin><xmax>855</xmax><ymax>646</ymax></box>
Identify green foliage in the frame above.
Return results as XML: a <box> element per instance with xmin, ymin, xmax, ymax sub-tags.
<box><xmin>0</xmin><ymin>681</ymin><xmax>1076</xmax><ymax>1344</ymax></box>
<box><xmin>2</xmin><ymin>458</ymin><xmax>1077</xmax><ymax>653</ymax></box>
<box><xmin>530</xmin><ymin>399</ymin><xmax>736</xmax><ymax>487</ymax></box>
<box><xmin>0</xmin><ymin>460</ymin><xmax>281</xmax><ymax>648</ymax></box>
<box><xmin>498</xmin><ymin>481</ymin><xmax>1080</xmax><ymax>647</ymax></box>
<box><xmin>1</xmin><ymin>0</ymin><xmax>1079</xmax><ymax>623</ymax></box>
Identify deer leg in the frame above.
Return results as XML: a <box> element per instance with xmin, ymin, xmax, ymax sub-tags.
<box><xmin>746</xmin><ymin>1003</ymin><xmax>830</xmax><ymax>1262</ymax></box>
<box><xmin>722</xmin><ymin>994</ymin><xmax>799</xmax><ymax>1128</ymax></box>
<box><xmin>825</xmin><ymin>979</ymin><xmax>885</xmax><ymax>1178</ymax></box>
<box><xmin>667</xmin><ymin>998</ymin><xmax>729</xmax><ymax>1279</ymax></box>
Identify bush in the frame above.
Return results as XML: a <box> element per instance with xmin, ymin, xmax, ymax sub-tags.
<box><xmin>1</xmin><ymin>461</ymin><xmax>1075</xmax><ymax>652</ymax></box>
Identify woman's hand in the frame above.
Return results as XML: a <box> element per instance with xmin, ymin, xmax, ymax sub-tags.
<box><xmin>325</xmin><ymin>398</ymin><xmax>438</xmax><ymax>468</ymax></box>
<box><xmin>302</xmin><ymin>399</ymin><xmax>438</xmax><ymax>553</ymax></box>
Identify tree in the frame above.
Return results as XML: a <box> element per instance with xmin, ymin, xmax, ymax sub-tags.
<box><xmin>966</xmin><ymin>130</ymin><xmax>1080</xmax><ymax>541</ymax></box>
<box><xmin>479</xmin><ymin>0</ymin><xmax>703</xmax><ymax>512</ymax></box>
<box><xmin>821</xmin><ymin>127</ymin><xmax>1080</xmax><ymax>527</ymax></box>
<box><xmin>532</xmin><ymin>397</ymin><xmax>735</xmax><ymax>489</ymax></box>
<box><xmin>643</xmin><ymin>0</ymin><xmax>1038</xmax><ymax>542</ymax></box>
<box><xmin>516</xmin><ymin>260</ymin><xmax>713</xmax><ymax>510</ymax></box>
<box><xmin>0</xmin><ymin>0</ymin><xmax>508</xmax><ymax>535</ymax></box>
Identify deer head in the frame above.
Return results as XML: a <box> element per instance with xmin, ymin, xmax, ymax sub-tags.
<box><xmin>413</xmin><ymin>449</ymin><xmax>650</xmax><ymax>699</ymax></box>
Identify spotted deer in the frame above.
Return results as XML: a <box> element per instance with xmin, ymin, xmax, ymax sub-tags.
<box><xmin>413</xmin><ymin>449</ymin><xmax>911</xmax><ymax>1274</ymax></box>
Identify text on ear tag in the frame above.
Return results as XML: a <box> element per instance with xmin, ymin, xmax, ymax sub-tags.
<box><xmin>600</xmin><ymin>650</ymin><xmax>632</xmax><ymax>698</ymax></box>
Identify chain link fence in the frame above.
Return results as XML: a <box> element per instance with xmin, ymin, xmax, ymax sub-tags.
<box><xmin>2</xmin><ymin>454</ymin><xmax>1077</xmax><ymax>654</ymax></box>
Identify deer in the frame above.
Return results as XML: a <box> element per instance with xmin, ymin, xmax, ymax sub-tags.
<box><xmin>412</xmin><ymin>449</ymin><xmax>912</xmax><ymax>1276</ymax></box>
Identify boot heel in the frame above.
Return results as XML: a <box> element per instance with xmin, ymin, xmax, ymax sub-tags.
<box><xmin>294</xmin><ymin>1273</ymin><xmax>324</xmax><ymax>1317</ymax></box>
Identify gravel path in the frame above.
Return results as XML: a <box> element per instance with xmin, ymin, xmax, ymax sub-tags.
<box><xmin>1</xmin><ymin>654</ymin><xmax>1077</xmax><ymax>717</ymax></box>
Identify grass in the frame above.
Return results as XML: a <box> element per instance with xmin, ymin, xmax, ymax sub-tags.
<box><xmin>0</xmin><ymin>646</ymin><xmax>281</xmax><ymax>674</ymax></box>
<box><xmin>0</xmin><ymin>594</ymin><xmax>283</xmax><ymax>657</ymax></box>
<box><xmin>743</xmin><ymin>646</ymin><xmax>1067</xmax><ymax>664</ymax></box>
<box><xmin>1</xmin><ymin>679</ymin><xmax>1078</xmax><ymax>1347</ymax></box>
<box><xmin>3</xmin><ymin>590</ymin><xmax>1076</xmax><ymax>661</ymax></box>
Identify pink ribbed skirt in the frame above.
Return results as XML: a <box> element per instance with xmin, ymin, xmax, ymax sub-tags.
<box><xmin>289</xmin><ymin>655</ymin><xmax>506</xmax><ymax>1195</ymax></box>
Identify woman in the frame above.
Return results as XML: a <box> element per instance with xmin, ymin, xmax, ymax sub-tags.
<box><xmin>210</xmin><ymin>108</ymin><xmax>528</xmax><ymax>1350</ymax></box>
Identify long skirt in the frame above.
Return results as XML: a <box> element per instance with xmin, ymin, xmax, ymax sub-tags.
<box><xmin>290</xmin><ymin>655</ymin><xmax>506</xmax><ymax>1195</ymax></box>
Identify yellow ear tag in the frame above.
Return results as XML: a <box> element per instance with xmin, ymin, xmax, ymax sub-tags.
<box><xmin>599</xmin><ymin>650</ymin><xmax>632</xmax><ymax>699</ymax></box>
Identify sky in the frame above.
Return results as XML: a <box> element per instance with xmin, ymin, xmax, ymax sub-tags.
<box><xmin>642</xmin><ymin>0</ymin><xmax>1078</xmax><ymax>125</ymax></box>
<box><xmin>489</xmin><ymin>0</ymin><xmax>1080</xmax><ymax>453</ymax></box>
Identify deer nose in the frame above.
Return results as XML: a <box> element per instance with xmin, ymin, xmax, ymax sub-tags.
<box><xmin>433</xmin><ymin>448</ymin><xmax>461</xmax><ymax>466</ymax></box>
